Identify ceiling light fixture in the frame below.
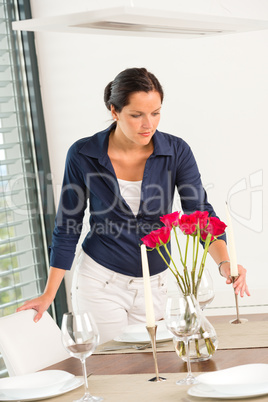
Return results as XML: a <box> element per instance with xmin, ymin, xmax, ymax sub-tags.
<box><xmin>12</xmin><ymin>6</ymin><xmax>268</xmax><ymax>39</ymax></box>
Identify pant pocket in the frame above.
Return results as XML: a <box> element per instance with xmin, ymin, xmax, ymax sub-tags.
<box><xmin>75</xmin><ymin>273</ymin><xmax>107</xmax><ymax>295</ymax></box>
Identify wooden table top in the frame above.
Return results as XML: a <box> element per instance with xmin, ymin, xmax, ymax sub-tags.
<box><xmin>45</xmin><ymin>313</ymin><xmax>268</xmax><ymax>377</ymax></box>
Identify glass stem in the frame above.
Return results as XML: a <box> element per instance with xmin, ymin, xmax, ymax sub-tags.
<box><xmin>184</xmin><ymin>339</ymin><xmax>193</xmax><ymax>378</ymax></box>
<box><xmin>81</xmin><ymin>357</ymin><xmax>91</xmax><ymax>397</ymax></box>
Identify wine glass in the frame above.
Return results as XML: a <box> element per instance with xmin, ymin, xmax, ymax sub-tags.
<box><xmin>61</xmin><ymin>312</ymin><xmax>103</xmax><ymax>402</ymax></box>
<box><xmin>197</xmin><ymin>269</ymin><xmax>215</xmax><ymax>310</ymax></box>
<box><xmin>165</xmin><ymin>294</ymin><xmax>201</xmax><ymax>385</ymax></box>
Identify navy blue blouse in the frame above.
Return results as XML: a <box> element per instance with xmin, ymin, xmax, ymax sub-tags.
<box><xmin>50</xmin><ymin>125</ymin><xmax>226</xmax><ymax>276</ymax></box>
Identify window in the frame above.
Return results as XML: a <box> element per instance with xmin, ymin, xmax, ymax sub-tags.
<box><xmin>0</xmin><ymin>0</ymin><xmax>67</xmax><ymax>377</ymax></box>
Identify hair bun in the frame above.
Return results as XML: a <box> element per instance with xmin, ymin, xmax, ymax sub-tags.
<box><xmin>104</xmin><ymin>81</ymin><xmax>113</xmax><ymax>110</ymax></box>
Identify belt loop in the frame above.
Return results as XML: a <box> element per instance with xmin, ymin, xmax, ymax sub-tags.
<box><xmin>110</xmin><ymin>272</ymin><xmax>118</xmax><ymax>284</ymax></box>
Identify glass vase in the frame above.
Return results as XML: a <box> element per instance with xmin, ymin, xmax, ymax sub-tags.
<box><xmin>174</xmin><ymin>269</ymin><xmax>218</xmax><ymax>362</ymax></box>
<box><xmin>176</xmin><ymin>312</ymin><xmax>218</xmax><ymax>362</ymax></box>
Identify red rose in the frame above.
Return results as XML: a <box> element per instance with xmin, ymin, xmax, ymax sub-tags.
<box><xmin>200</xmin><ymin>230</ymin><xmax>211</xmax><ymax>241</ymax></box>
<box><xmin>141</xmin><ymin>226</ymin><xmax>171</xmax><ymax>248</ymax></box>
<box><xmin>207</xmin><ymin>217</ymin><xmax>227</xmax><ymax>236</ymax></box>
<box><xmin>201</xmin><ymin>217</ymin><xmax>227</xmax><ymax>241</ymax></box>
<box><xmin>191</xmin><ymin>211</ymin><xmax>209</xmax><ymax>230</ymax></box>
<box><xmin>179</xmin><ymin>211</ymin><xmax>210</xmax><ymax>236</ymax></box>
<box><xmin>160</xmin><ymin>211</ymin><xmax>180</xmax><ymax>228</ymax></box>
<box><xmin>141</xmin><ymin>233</ymin><xmax>158</xmax><ymax>248</ymax></box>
<box><xmin>179</xmin><ymin>214</ymin><xmax>197</xmax><ymax>235</ymax></box>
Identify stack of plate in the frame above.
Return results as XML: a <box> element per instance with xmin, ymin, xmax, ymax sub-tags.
<box><xmin>0</xmin><ymin>370</ymin><xmax>84</xmax><ymax>401</ymax></box>
<box><xmin>114</xmin><ymin>320</ymin><xmax>172</xmax><ymax>343</ymax></box>
<box><xmin>188</xmin><ymin>364</ymin><xmax>268</xmax><ymax>399</ymax></box>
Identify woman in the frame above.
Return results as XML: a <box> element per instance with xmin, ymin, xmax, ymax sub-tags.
<box><xmin>17</xmin><ymin>67</ymin><xmax>250</xmax><ymax>343</ymax></box>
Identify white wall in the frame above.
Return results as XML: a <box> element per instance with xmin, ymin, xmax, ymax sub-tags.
<box><xmin>29</xmin><ymin>0</ymin><xmax>268</xmax><ymax>315</ymax></box>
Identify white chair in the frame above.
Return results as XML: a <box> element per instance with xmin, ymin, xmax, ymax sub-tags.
<box><xmin>0</xmin><ymin>309</ymin><xmax>70</xmax><ymax>376</ymax></box>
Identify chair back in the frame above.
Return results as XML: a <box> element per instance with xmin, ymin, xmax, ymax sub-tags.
<box><xmin>0</xmin><ymin>309</ymin><xmax>69</xmax><ymax>376</ymax></box>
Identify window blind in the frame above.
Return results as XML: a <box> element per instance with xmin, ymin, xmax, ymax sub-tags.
<box><xmin>0</xmin><ymin>0</ymin><xmax>49</xmax><ymax>377</ymax></box>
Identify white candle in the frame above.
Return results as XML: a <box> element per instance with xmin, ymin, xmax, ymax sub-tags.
<box><xmin>141</xmin><ymin>244</ymin><xmax>155</xmax><ymax>327</ymax></box>
<box><xmin>225</xmin><ymin>203</ymin><xmax>239</xmax><ymax>277</ymax></box>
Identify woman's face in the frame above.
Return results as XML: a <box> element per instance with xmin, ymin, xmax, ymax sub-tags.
<box><xmin>112</xmin><ymin>91</ymin><xmax>162</xmax><ymax>147</ymax></box>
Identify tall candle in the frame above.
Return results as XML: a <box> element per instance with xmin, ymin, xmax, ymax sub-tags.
<box><xmin>225</xmin><ymin>202</ymin><xmax>239</xmax><ymax>277</ymax></box>
<box><xmin>141</xmin><ymin>244</ymin><xmax>155</xmax><ymax>327</ymax></box>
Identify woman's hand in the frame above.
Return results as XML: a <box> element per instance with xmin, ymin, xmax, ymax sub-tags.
<box><xmin>16</xmin><ymin>266</ymin><xmax>66</xmax><ymax>322</ymax></box>
<box><xmin>16</xmin><ymin>293</ymin><xmax>53</xmax><ymax>322</ymax></box>
<box><xmin>208</xmin><ymin>240</ymin><xmax>250</xmax><ymax>298</ymax></box>
<box><xmin>220</xmin><ymin>262</ymin><xmax>250</xmax><ymax>297</ymax></box>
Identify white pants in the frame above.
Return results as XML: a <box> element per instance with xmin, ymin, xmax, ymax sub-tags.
<box><xmin>71</xmin><ymin>250</ymin><xmax>168</xmax><ymax>344</ymax></box>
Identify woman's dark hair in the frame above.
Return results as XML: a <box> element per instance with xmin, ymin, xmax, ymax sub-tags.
<box><xmin>104</xmin><ymin>67</ymin><xmax>164</xmax><ymax>112</ymax></box>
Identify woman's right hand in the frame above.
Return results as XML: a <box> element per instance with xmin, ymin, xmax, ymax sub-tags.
<box><xmin>16</xmin><ymin>266</ymin><xmax>66</xmax><ymax>322</ymax></box>
<box><xmin>16</xmin><ymin>293</ymin><xmax>53</xmax><ymax>322</ymax></box>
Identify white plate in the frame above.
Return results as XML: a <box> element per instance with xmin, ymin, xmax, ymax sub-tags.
<box><xmin>114</xmin><ymin>321</ymin><xmax>172</xmax><ymax>343</ymax></box>
<box><xmin>188</xmin><ymin>383</ymin><xmax>268</xmax><ymax>400</ymax></box>
<box><xmin>196</xmin><ymin>364</ymin><xmax>268</xmax><ymax>395</ymax></box>
<box><xmin>0</xmin><ymin>371</ymin><xmax>84</xmax><ymax>401</ymax></box>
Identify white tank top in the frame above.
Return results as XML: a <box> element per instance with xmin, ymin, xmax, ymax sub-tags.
<box><xmin>117</xmin><ymin>178</ymin><xmax>142</xmax><ymax>217</ymax></box>
<box><xmin>76</xmin><ymin>178</ymin><xmax>142</xmax><ymax>277</ymax></box>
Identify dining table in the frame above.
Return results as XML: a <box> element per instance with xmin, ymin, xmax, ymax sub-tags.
<box><xmin>41</xmin><ymin>312</ymin><xmax>268</xmax><ymax>401</ymax></box>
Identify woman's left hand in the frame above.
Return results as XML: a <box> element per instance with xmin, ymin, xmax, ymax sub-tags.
<box><xmin>225</xmin><ymin>264</ymin><xmax>250</xmax><ymax>297</ymax></box>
